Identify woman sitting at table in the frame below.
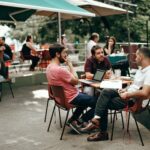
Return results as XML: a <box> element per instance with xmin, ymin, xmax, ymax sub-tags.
<box><xmin>103</xmin><ymin>36</ymin><xmax>129</xmax><ymax>76</ymax></box>
<box><xmin>21</xmin><ymin>35</ymin><xmax>40</xmax><ymax>71</ymax></box>
<box><xmin>103</xmin><ymin>36</ymin><xmax>116</xmax><ymax>56</ymax></box>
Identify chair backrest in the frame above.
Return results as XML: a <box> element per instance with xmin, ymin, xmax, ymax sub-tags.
<box><xmin>50</xmin><ymin>85</ymin><xmax>74</xmax><ymax>110</ymax></box>
<box><xmin>48</xmin><ymin>84</ymin><xmax>54</xmax><ymax>99</ymax></box>
<box><xmin>129</xmin><ymin>98</ymin><xmax>150</xmax><ymax>112</ymax></box>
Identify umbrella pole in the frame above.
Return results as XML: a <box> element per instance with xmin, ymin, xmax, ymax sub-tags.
<box><xmin>126</xmin><ymin>9</ymin><xmax>132</xmax><ymax>67</ymax></box>
<box><xmin>58</xmin><ymin>12</ymin><xmax>61</xmax><ymax>44</ymax></box>
<box><xmin>146</xmin><ymin>20</ymin><xmax>149</xmax><ymax>47</ymax></box>
<box><xmin>126</xmin><ymin>10</ymin><xmax>130</xmax><ymax>47</ymax></box>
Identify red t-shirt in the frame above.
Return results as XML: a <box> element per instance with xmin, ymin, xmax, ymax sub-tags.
<box><xmin>46</xmin><ymin>64</ymin><xmax>79</xmax><ymax>103</ymax></box>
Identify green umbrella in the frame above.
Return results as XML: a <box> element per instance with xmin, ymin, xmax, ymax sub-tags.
<box><xmin>0</xmin><ymin>0</ymin><xmax>94</xmax><ymax>22</ymax></box>
<box><xmin>0</xmin><ymin>0</ymin><xmax>95</xmax><ymax>42</ymax></box>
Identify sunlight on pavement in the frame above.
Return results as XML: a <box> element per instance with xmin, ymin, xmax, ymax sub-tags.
<box><xmin>32</xmin><ymin>89</ymin><xmax>48</xmax><ymax>99</ymax></box>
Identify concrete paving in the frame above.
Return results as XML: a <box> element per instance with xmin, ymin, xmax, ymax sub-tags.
<box><xmin>0</xmin><ymin>85</ymin><xmax>149</xmax><ymax>150</ymax></box>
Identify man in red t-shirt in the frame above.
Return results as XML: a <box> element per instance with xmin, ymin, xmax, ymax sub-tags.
<box><xmin>46</xmin><ymin>44</ymin><xmax>97</xmax><ymax>134</ymax></box>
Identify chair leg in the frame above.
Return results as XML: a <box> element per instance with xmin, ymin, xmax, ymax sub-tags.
<box><xmin>110</xmin><ymin>110</ymin><xmax>112</xmax><ymax>123</ymax></box>
<box><xmin>8</xmin><ymin>81</ymin><xmax>14</xmax><ymax>98</ymax></box>
<box><xmin>44</xmin><ymin>98</ymin><xmax>49</xmax><ymax>122</ymax></box>
<box><xmin>120</xmin><ymin>111</ymin><xmax>124</xmax><ymax>129</ymax></box>
<box><xmin>127</xmin><ymin>68</ymin><xmax>130</xmax><ymax>77</ymax></box>
<box><xmin>0</xmin><ymin>83</ymin><xmax>3</xmax><ymax>102</ymax></box>
<box><xmin>58</xmin><ymin>108</ymin><xmax>62</xmax><ymax>128</ymax></box>
<box><xmin>47</xmin><ymin>105</ymin><xmax>56</xmax><ymax>132</ymax></box>
<box><xmin>0</xmin><ymin>91</ymin><xmax>1</xmax><ymax>102</ymax></box>
<box><xmin>60</xmin><ymin>110</ymin><xmax>70</xmax><ymax>140</ymax></box>
<box><xmin>116</xmin><ymin>113</ymin><xmax>118</xmax><ymax>120</ymax></box>
<box><xmin>133</xmin><ymin>116</ymin><xmax>144</xmax><ymax>146</ymax></box>
<box><xmin>72</xmin><ymin>108</ymin><xmax>74</xmax><ymax>115</ymax></box>
<box><xmin>127</xmin><ymin>112</ymin><xmax>131</xmax><ymax>132</ymax></box>
<box><xmin>111</xmin><ymin>110</ymin><xmax>116</xmax><ymax>140</ymax></box>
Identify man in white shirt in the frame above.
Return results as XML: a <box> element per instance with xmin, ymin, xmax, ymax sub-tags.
<box><xmin>81</xmin><ymin>47</ymin><xmax>150</xmax><ymax>141</ymax></box>
<box><xmin>86</xmin><ymin>33</ymin><xmax>99</xmax><ymax>58</ymax></box>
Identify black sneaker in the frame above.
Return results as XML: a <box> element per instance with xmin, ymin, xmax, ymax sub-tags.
<box><xmin>69</xmin><ymin>121</ymin><xmax>81</xmax><ymax>134</ymax></box>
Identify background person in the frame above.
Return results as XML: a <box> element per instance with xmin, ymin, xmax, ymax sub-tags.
<box><xmin>86</xmin><ymin>33</ymin><xmax>99</xmax><ymax>58</ymax></box>
<box><xmin>103</xmin><ymin>36</ymin><xmax>116</xmax><ymax>56</ymax></box>
<box><xmin>0</xmin><ymin>37</ymin><xmax>13</xmax><ymax>61</ymax></box>
<box><xmin>0</xmin><ymin>59</ymin><xmax>8</xmax><ymax>96</ymax></box>
<box><xmin>21</xmin><ymin>35</ymin><xmax>40</xmax><ymax>71</ymax></box>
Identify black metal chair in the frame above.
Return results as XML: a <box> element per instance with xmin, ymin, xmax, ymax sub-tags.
<box><xmin>0</xmin><ymin>78</ymin><xmax>14</xmax><ymax>101</ymax></box>
<box><xmin>44</xmin><ymin>85</ymin><xmax>62</xmax><ymax>127</ymax></box>
<box><xmin>111</xmin><ymin>99</ymin><xmax>150</xmax><ymax>146</ymax></box>
<box><xmin>47</xmin><ymin>85</ymin><xmax>76</xmax><ymax>140</ymax></box>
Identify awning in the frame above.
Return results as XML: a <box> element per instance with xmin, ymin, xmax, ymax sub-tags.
<box><xmin>0</xmin><ymin>0</ymin><xmax>95</xmax><ymax>22</ymax></box>
<box><xmin>68</xmin><ymin>0</ymin><xmax>131</xmax><ymax>16</ymax></box>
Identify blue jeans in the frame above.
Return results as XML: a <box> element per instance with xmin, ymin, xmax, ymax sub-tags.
<box><xmin>3</xmin><ymin>54</ymin><xmax>11</xmax><ymax>61</ymax></box>
<box><xmin>70</xmin><ymin>92</ymin><xmax>97</xmax><ymax>122</ymax></box>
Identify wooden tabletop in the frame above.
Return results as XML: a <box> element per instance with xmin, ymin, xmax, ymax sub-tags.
<box><xmin>79</xmin><ymin>77</ymin><xmax>132</xmax><ymax>89</ymax></box>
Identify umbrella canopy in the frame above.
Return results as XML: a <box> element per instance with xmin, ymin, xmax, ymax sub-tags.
<box><xmin>68</xmin><ymin>0</ymin><xmax>130</xmax><ymax>16</ymax></box>
<box><xmin>0</xmin><ymin>0</ymin><xmax>95</xmax><ymax>22</ymax></box>
<box><xmin>0</xmin><ymin>6</ymin><xmax>35</xmax><ymax>23</ymax></box>
<box><xmin>0</xmin><ymin>0</ymin><xmax>95</xmax><ymax>43</ymax></box>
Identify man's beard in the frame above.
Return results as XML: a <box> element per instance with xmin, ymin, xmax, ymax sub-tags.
<box><xmin>59</xmin><ymin>56</ymin><xmax>65</xmax><ymax>63</ymax></box>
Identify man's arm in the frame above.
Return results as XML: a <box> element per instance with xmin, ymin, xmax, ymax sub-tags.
<box><xmin>5</xmin><ymin>45</ymin><xmax>13</xmax><ymax>59</ymax></box>
<box><xmin>120</xmin><ymin>85</ymin><xmax>150</xmax><ymax>100</ymax></box>
<box><xmin>84</xmin><ymin>58</ymin><xmax>94</xmax><ymax>79</ymax></box>
<box><xmin>85</xmin><ymin>72</ymin><xmax>94</xmax><ymax>79</ymax></box>
<box><xmin>65</xmin><ymin>59</ymin><xmax>78</xmax><ymax>85</ymax></box>
<box><xmin>26</xmin><ymin>42</ymin><xmax>37</xmax><ymax>51</ymax></box>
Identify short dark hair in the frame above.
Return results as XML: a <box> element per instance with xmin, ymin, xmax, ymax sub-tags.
<box><xmin>138</xmin><ymin>47</ymin><xmax>150</xmax><ymax>58</ymax></box>
<box><xmin>26</xmin><ymin>35</ymin><xmax>32</xmax><ymax>42</ymax></box>
<box><xmin>91</xmin><ymin>45</ymin><xmax>102</xmax><ymax>56</ymax></box>
<box><xmin>49</xmin><ymin>44</ymin><xmax>65</xmax><ymax>59</ymax></box>
<box><xmin>0</xmin><ymin>36</ymin><xmax>5</xmax><ymax>41</ymax></box>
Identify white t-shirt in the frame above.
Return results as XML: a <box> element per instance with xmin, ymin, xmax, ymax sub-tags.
<box><xmin>127</xmin><ymin>65</ymin><xmax>150</xmax><ymax>93</ymax></box>
<box><xmin>86</xmin><ymin>40</ymin><xmax>96</xmax><ymax>58</ymax></box>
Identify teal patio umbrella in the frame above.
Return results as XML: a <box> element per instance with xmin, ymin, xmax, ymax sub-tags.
<box><xmin>0</xmin><ymin>0</ymin><xmax>95</xmax><ymax>42</ymax></box>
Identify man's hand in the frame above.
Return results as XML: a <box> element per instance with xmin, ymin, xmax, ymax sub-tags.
<box><xmin>120</xmin><ymin>92</ymin><xmax>129</xmax><ymax>100</ymax></box>
<box><xmin>118</xmin><ymin>88</ymin><xmax>127</xmax><ymax>94</ymax></box>
<box><xmin>65</xmin><ymin>58</ymin><xmax>73</xmax><ymax>68</ymax></box>
<box><xmin>0</xmin><ymin>46</ymin><xmax>5</xmax><ymax>51</ymax></box>
<box><xmin>105</xmin><ymin>70</ymin><xmax>112</xmax><ymax>79</ymax></box>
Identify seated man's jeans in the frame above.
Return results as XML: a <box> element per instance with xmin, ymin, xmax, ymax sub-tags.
<box><xmin>3</xmin><ymin>54</ymin><xmax>11</xmax><ymax>61</ymax></box>
<box><xmin>95</xmin><ymin>89</ymin><xmax>127</xmax><ymax>132</ymax></box>
<box><xmin>70</xmin><ymin>92</ymin><xmax>97</xmax><ymax>122</ymax></box>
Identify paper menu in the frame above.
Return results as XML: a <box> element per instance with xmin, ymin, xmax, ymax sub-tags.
<box><xmin>100</xmin><ymin>80</ymin><xmax>122</xmax><ymax>89</ymax></box>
